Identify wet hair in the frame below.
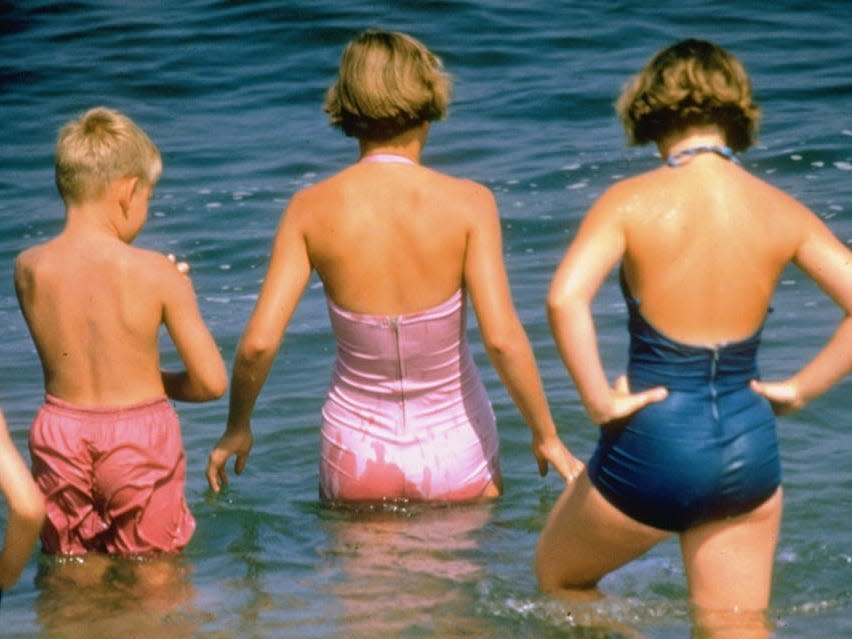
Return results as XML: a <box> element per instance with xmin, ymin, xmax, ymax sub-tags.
<box><xmin>55</xmin><ymin>107</ymin><xmax>162</xmax><ymax>205</ymax></box>
<box><xmin>324</xmin><ymin>29</ymin><xmax>452</xmax><ymax>141</ymax></box>
<box><xmin>615</xmin><ymin>39</ymin><xmax>760</xmax><ymax>151</ymax></box>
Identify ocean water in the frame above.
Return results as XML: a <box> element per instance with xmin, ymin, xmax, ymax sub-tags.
<box><xmin>1</xmin><ymin>1</ymin><xmax>850</xmax><ymax>637</ymax></box>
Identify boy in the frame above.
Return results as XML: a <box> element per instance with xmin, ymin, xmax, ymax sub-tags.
<box><xmin>15</xmin><ymin>107</ymin><xmax>227</xmax><ymax>557</ymax></box>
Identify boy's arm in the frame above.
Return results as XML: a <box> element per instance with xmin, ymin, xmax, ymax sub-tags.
<box><xmin>160</xmin><ymin>257</ymin><xmax>228</xmax><ymax>402</ymax></box>
<box><xmin>0</xmin><ymin>412</ymin><xmax>45</xmax><ymax>590</ymax></box>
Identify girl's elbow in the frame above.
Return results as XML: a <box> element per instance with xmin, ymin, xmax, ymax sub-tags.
<box><xmin>238</xmin><ymin>333</ymin><xmax>279</xmax><ymax>365</ymax></box>
<box><xmin>547</xmin><ymin>288</ymin><xmax>584</xmax><ymax>326</ymax></box>
<box><xmin>546</xmin><ymin>291</ymin><xmax>568</xmax><ymax>322</ymax></box>
<box><xmin>483</xmin><ymin>335</ymin><xmax>513</xmax><ymax>359</ymax></box>
<box><xmin>482</xmin><ymin>325</ymin><xmax>525</xmax><ymax>360</ymax></box>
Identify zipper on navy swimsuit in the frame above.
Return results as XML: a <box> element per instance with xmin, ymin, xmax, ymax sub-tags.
<box><xmin>709</xmin><ymin>347</ymin><xmax>720</xmax><ymax>422</ymax></box>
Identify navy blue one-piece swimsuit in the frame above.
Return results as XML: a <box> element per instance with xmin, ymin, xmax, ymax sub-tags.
<box><xmin>587</xmin><ymin>270</ymin><xmax>782</xmax><ymax>532</ymax></box>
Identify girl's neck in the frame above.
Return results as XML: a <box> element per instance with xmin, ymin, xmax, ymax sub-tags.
<box><xmin>658</xmin><ymin>127</ymin><xmax>728</xmax><ymax>160</ymax></box>
<box><xmin>358</xmin><ymin>123</ymin><xmax>428</xmax><ymax>164</ymax></box>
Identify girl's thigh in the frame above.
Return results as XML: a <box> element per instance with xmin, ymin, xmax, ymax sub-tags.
<box><xmin>535</xmin><ymin>471</ymin><xmax>670</xmax><ymax>591</ymax></box>
<box><xmin>680</xmin><ymin>487</ymin><xmax>783</xmax><ymax>612</ymax></box>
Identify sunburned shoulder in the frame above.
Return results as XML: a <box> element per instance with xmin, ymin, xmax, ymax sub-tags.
<box><xmin>287</xmin><ymin>166</ymin><xmax>494</xmax><ymax>209</ymax></box>
<box><xmin>134</xmin><ymin>251</ymin><xmax>200</xmax><ymax>311</ymax></box>
<box><xmin>98</xmin><ymin>244</ymin><xmax>191</xmax><ymax>297</ymax></box>
<box><xmin>131</xmin><ymin>246</ymin><xmax>190</xmax><ymax>278</ymax></box>
<box><xmin>590</xmin><ymin>172</ymin><xmax>656</xmax><ymax>211</ymax></box>
<box><xmin>14</xmin><ymin>239</ymin><xmax>61</xmax><ymax>285</ymax></box>
<box><xmin>297</xmin><ymin>163</ymin><xmax>368</xmax><ymax>195</ymax></box>
<box><xmin>424</xmin><ymin>172</ymin><xmax>495</xmax><ymax>207</ymax></box>
<box><xmin>441</xmin><ymin>173</ymin><xmax>491</xmax><ymax>195</ymax></box>
<box><xmin>598</xmin><ymin>162</ymin><xmax>817</xmax><ymax>229</ymax></box>
<box><xmin>15</xmin><ymin>236</ymin><xmax>58</xmax><ymax>265</ymax></box>
<box><xmin>611</xmin><ymin>164</ymin><xmax>672</xmax><ymax>191</ymax></box>
<box><xmin>283</xmin><ymin>171</ymin><xmax>346</xmax><ymax>214</ymax></box>
<box><xmin>739</xmin><ymin>170</ymin><xmax>813</xmax><ymax>215</ymax></box>
<box><xmin>336</xmin><ymin>161</ymin><xmax>489</xmax><ymax>192</ymax></box>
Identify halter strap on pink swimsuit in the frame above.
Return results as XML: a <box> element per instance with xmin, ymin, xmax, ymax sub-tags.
<box><xmin>319</xmin><ymin>155</ymin><xmax>500</xmax><ymax>502</ymax></box>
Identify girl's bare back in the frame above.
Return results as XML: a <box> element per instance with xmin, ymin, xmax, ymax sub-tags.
<box><xmin>296</xmin><ymin>159</ymin><xmax>489</xmax><ymax>315</ymax></box>
<box><xmin>612</xmin><ymin>156</ymin><xmax>815</xmax><ymax>345</ymax></box>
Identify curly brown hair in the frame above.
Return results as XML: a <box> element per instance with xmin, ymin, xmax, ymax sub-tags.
<box><xmin>615</xmin><ymin>39</ymin><xmax>761</xmax><ymax>151</ymax></box>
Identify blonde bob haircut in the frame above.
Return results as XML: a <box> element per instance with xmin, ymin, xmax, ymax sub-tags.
<box><xmin>324</xmin><ymin>29</ymin><xmax>452</xmax><ymax>141</ymax></box>
<box><xmin>55</xmin><ymin>107</ymin><xmax>162</xmax><ymax>205</ymax></box>
<box><xmin>616</xmin><ymin>39</ymin><xmax>761</xmax><ymax>152</ymax></box>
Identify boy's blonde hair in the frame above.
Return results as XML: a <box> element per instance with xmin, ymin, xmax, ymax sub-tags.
<box><xmin>616</xmin><ymin>39</ymin><xmax>760</xmax><ymax>151</ymax></box>
<box><xmin>324</xmin><ymin>29</ymin><xmax>452</xmax><ymax>141</ymax></box>
<box><xmin>55</xmin><ymin>107</ymin><xmax>162</xmax><ymax>205</ymax></box>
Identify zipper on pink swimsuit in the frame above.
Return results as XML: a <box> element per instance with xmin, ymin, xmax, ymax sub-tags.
<box><xmin>390</xmin><ymin>316</ymin><xmax>407</xmax><ymax>434</ymax></box>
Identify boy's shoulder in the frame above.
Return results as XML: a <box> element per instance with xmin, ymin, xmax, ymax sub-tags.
<box><xmin>14</xmin><ymin>238</ymin><xmax>57</xmax><ymax>280</ymax></box>
<box><xmin>122</xmin><ymin>244</ymin><xmax>191</xmax><ymax>288</ymax></box>
<box><xmin>16</xmin><ymin>236</ymin><xmax>55</xmax><ymax>260</ymax></box>
<box><xmin>16</xmin><ymin>235</ymin><xmax>183</xmax><ymax>289</ymax></box>
<box><xmin>122</xmin><ymin>242</ymin><xmax>173</xmax><ymax>265</ymax></box>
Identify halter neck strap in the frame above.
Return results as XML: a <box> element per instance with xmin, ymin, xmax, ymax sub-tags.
<box><xmin>360</xmin><ymin>153</ymin><xmax>417</xmax><ymax>165</ymax></box>
<box><xmin>666</xmin><ymin>144</ymin><xmax>737</xmax><ymax>168</ymax></box>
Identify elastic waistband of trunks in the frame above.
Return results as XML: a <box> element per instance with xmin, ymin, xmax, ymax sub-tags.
<box><xmin>44</xmin><ymin>394</ymin><xmax>171</xmax><ymax>417</ymax></box>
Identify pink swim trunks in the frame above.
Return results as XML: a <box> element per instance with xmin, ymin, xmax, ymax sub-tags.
<box><xmin>29</xmin><ymin>395</ymin><xmax>195</xmax><ymax>556</ymax></box>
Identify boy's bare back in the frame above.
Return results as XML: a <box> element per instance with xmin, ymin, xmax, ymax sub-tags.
<box><xmin>16</xmin><ymin>228</ymin><xmax>224</xmax><ymax>407</ymax></box>
<box><xmin>16</xmin><ymin>107</ymin><xmax>226</xmax><ymax>408</ymax></box>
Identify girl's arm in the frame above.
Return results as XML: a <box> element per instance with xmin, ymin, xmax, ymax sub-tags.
<box><xmin>206</xmin><ymin>198</ymin><xmax>313</xmax><ymax>492</ymax></box>
<box><xmin>548</xmin><ymin>188</ymin><xmax>666</xmax><ymax>426</ymax></box>
<box><xmin>464</xmin><ymin>184</ymin><xmax>583</xmax><ymax>481</ymax></box>
<box><xmin>0</xmin><ymin>412</ymin><xmax>45</xmax><ymax>590</ymax></box>
<box><xmin>751</xmin><ymin>211</ymin><xmax>852</xmax><ymax>412</ymax></box>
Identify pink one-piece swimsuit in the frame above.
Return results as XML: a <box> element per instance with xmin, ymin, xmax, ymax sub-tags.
<box><xmin>319</xmin><ymin>289</ymin><xmax>501</xmax><ymax>502</ymax></box>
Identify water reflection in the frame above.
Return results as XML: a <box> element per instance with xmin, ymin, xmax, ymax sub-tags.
<box><xmin>315</xmin><ymin>500</ymin><xmax>497</xmax><ymax>637</ymax></box>
<box><xmin>33</xmin><ymin>554</ymin><xmax>202</xmax><ymax>638</ymax></box>
<box><xmin>689</xmin><ymin>605</ymin><xmax>774</xmax><ymax>639</ymax></box>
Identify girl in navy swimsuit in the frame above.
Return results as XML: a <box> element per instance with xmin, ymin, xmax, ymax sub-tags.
<box><xmin>586</xmin><ymin>269</ymin><xmax>782</xmax><ymax>532</ymax></box>
<box><xmin>536</xmin><ymin>39</ymin><xmax>852</xmax><ymax>632</ymax></box>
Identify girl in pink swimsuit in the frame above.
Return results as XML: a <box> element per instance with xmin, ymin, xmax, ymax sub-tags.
<box><xmin>321</xmin><ymin>288</ymin><xmax>499</xmax><ymax>501</ymax></box>
<box><xmin>207</xmin><ymin>29</ymin><xmax>583</xmax><ymax>502</ymax></box>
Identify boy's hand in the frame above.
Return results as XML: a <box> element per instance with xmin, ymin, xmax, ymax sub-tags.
<box><xmin>167</xmin><ymin>253</ymin><xmax>190</xmax><ymax>275</ymax></box>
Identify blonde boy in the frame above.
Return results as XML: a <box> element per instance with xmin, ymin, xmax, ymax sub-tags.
<box><xmin>15</xmin><ymin>107</ymin><xmax>227</xmax><ymax>556</ymax></box>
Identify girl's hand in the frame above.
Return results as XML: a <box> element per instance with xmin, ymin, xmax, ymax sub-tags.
<box><xmin>531</xmin><ymin>434</ymin><xmax>585</xmax><ymax>482</ymax></box>
<box><xmin>595</xmin><ymin>374</ymin><xmax>668</xmax><ymax>427</ymax></box>
<box><xmin>206</xmin><ymin>426</ymin><xmax>254</xmax><ymax>493</ymax></box>
<box><xmin>750</xmin><ymin>378</ymin><xmax>804</xmax><ymax>416</ymax></box>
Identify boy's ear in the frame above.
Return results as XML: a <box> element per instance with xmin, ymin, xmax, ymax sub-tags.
<box><xmin>117</xmin><ymin>176</ymin><xmax>140</xmax><ymax>215</ymax></box>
